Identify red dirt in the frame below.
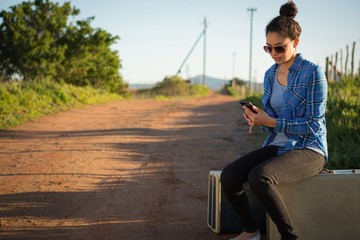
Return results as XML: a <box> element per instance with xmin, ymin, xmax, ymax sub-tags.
<box><xmin>0</xmin><ymin>93</ymin><xmax>263</xmax><ymax>240</ymax></box>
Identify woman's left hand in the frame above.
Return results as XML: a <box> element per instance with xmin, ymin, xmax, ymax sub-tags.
<box><xmin>242</xmin><ymin>105</ymin><xmax>276</xmax><ymax>128</ymax></box>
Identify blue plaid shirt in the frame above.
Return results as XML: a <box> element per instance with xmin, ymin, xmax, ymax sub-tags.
<box><xmin>262</xmin><ymin>54</ymin><xmax>328</xmax><ymax>160</ymax></box>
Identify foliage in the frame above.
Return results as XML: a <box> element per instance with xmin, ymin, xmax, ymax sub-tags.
<box><xmin>225</xmin><ymin>86</ymin><xmax>237</xmax><ymax>97</ymax></box>
<box><xmin>152</xmin><ymin>75</ymin><xmax>188</xmax><ymax>96</ymax></box>
<box><xmin>0</xmin><ymin>80</ymin><xmax>122</xmax><ymax>129</ymax></box>
<box><xmin>138</xmin><ymin>75</ymin><xmax>208</xmax><ymax>98</ymax></box>
<box><xmin>225</xmin><ymin>78</ymin><xmax>247</xmax><ymax>98</ymax></box>
<box><xmin>0</xmin><ymin>0</ymin><xmax>126</xmax><ymax>93</ymax></box>
<box><xmin>233</xmin><ymin>77</ymin><xmax>246</xmax><ymax>86</ymax></box>
<box><xmin>188</xmin><ymin>83</ymin><xmax>209</xmax><ymax>96</ymax></box>
<box><xmin>0</xmin><ymin>0</ymin><xmax>72</xmax><ymax>80</ymax></box>
<box><xmin>58</xmin><ymin>16</ymin><xmax>125</xmax><ymax>92</ymax></box>
<box><xmin>325</xmin><ymin>77</ymin><xmax>360</xmax><ymax>169</ymax></box>
<box><xmin>242</xmin><ymin>93</ymin><xmax>263</xmax><ymax>108</ymax></box>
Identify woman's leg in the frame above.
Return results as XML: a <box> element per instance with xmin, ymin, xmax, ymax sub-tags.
<box><xmin>248</xmin><ymin>149</ymin><xmax>325</xmax><ymax>240</ymax></box>
<box><xmin>221</xmin><ymin>145</ymin><xmax>279</xmax><ymax>232</ymax></box>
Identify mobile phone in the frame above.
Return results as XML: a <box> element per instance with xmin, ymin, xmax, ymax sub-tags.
<box><xmin>240</xmin><ymin>101</ymin><xmax>257</xmax><ymax>113</ymax></box>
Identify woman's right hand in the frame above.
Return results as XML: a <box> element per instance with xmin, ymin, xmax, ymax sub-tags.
<box><xmin>243</xmin><ymin>113</ymin><xmax>254</xmax><ymax>133</ymax></box>
<box><xmin>243</xmin><ymin>113</ymin><xmax>254</xmax><ymax>126</ymax></box>
<box><xmin>243</xmin><ymin>105</ymin><xmax>276</xmax><ymax>128</ymax></box>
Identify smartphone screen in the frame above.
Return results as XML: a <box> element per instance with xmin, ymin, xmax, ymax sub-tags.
<box><xmin>240</xmin><ymin>101</ymin><xmax>257</xmax><ymax>113</ymax></box>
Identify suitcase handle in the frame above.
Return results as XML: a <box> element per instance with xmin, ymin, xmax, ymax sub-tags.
<box><xmin>320</xmin><ymin>168</ymin><xmax>358</xmax><ymax>174</ymax></box>
<box><xmin>320</xmin><ymin>168</ymin><xmax>336</xmax><ymax>174</ymax></box>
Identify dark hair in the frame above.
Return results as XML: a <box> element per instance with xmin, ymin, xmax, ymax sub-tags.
<box><xmin>265</xmin><ymin>1</ymin><xmax>301</xmax><ymax>39</ymax></box>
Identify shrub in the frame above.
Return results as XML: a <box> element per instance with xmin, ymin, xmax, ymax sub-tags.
<box><xmin>325</xmin><ymin>77</ymin><xmax>360</xmax><ymax>169</ymax></box>
<box><xmin>137</xmin><ymin>75</ymin><xmax>208</xmax><ymax>98</ymax></box>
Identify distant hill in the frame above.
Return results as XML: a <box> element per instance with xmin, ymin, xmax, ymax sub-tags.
<box><xmin>129</xmin><ymin>75</ymin><xmax>263</xmax><ymax>92</ymax></box>
<box><xmin>129</xmin><ymin>75</ymin><xmax>230</xmax><ymax>91</ymax></box>
<box><xmin>189</xmin><ymin>75</ymin><xmax>229</xmax><ymax>90</ymax></box>
<box><xmin>129</xmin><ymin>83</ymin><xmax>156</xmax><ymax>90</ymax></box>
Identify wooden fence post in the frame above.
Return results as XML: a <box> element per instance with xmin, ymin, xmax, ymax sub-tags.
<box><xmin>325</xmin><ymin>57</ymin><xmax>330</xmax><ymax>82</ymax></box>
<box><xmin>345</xmin><ymin>45</ymin><xmax>349</xmax><ymax>78</ymax></box>
<box><xmin>334</xmin><ymin>52</ymin><xmax>339</xmax><ymax>81</ymax></box>
<box><xmin>329</xmin><ymin>55</ymin><xmax>334</xmax><ymax>82</ymax></box>
<box><xmin>325</xmin><ymin>40</ymin><xmax>359</xmax><ymax>80</ymax></box>
<box><xmin>340</xmin><ymin>49</ymin><xmax>343</xmax><ymax>75</ymax></box>
<box><xmin>351</xmin><ymin>41</ymin><xmax>356</xmax><ymax>77</ymax></box>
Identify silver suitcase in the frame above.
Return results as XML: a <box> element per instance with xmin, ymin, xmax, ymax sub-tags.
<box><xmin>267</xmin><ymin>169</ymin><xmax>360</xmax><ymax>240</ymax></box>
<box><xmin>207</xmin><ymin>171</ymin><xmax>266</xmax><ymax>234</ymax></box>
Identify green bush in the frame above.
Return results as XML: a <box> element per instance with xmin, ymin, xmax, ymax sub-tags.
<box><xmin>188</xmin><ymin>83</ymin><xmax>209</xmax><ymax>96</ymax></box>
<box><xmin>241</xmin><ymin>93</ymin><xmax>263</xmax><ymax>108</ymax></box>
<box><xmin>138</xmin><ymin>75</ymin><xmax>208</xmax><ymax>98</ymax></box>
<box><xmin>152</xmin><ymin>75</ymin><xmax>188</xmax><ymax>96</ymax></box>
<box><xmin>325</xmin><ymin>77</ymin><xmax>360</xmax><ymax>169</ymax></box>
<box><xmin>224</xmin><ymin>78</ymin><xmax>246</xmax><ymax>98</ymax></box>
<box><xmin>225</xmin><ymin>86</ymin><xmax>237</xmax><ymax>97</ymax></box>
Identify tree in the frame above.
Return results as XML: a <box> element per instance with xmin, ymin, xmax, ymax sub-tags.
<box><xmin>59</xmin><ymin>17</ymin><xmax>124</xmax><ymax>92</ymax></box>
<box><xmin>0</xmin><ymin>0</ymin><xmax>75</xmax><ymax>80</ymax></box>
<box><xmin>0</xmin><ymin>0</ymin><xmax>126</xmax><ymax>93</ymax></box>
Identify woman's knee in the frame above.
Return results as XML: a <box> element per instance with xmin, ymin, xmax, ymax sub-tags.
<box><xmin>221</xmin><ymin>164</ymin><xmax>246</xmax><ymax>192</ymax></box>
<box><xmin>220</xmin><ymin>165</ymin><xmax>235</xmax><ymax>187</ymax></box>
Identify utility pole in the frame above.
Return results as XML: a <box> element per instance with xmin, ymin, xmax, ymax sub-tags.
<box><xmin>232</xmin><ymin>52</ymin><xmax>236</xmax><ymax>88</ymax></box>
<box><xmin>358</xmin><ymin>38</ymin><xmax>360</xmax><ymax>77</ymax></box>
<box><xmin>202</xmin><ymin>17</ymin><xmax>207</xmax><ymax>86</ymax></box>
<box><xmin>232</xmin><ymin>52</ymin><xmax>236</xmax><ymax>79</ymax></box>
<box><xmin>247</xmin><ymin>7</ymin><xmax>257</xmax><ymax>96</ymax></box>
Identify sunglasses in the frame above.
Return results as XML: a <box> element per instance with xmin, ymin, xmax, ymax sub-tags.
<box><xmin>263</xmin><ymin>41</ymin><xmax>292</xmax><ymax>54</ymax></box>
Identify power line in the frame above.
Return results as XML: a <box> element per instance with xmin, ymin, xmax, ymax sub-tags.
<box><xmin>232</xmin><ymin>52</ymin><xmax>236</xmax><ymax>79</ymax></box>
<box><xmin>176</xmin><ymin>30</ymin><xmax>204</xmax><ymax>76</ymax></box>
<box><xmin>202</xmin><ymin>17</ymin><xmax>207</xmax><ymax>86</ymax></box>
<box><xmin>176</xmin><ymin>17</ymin><xmax>207</xmax><ymax>86</ymax></box>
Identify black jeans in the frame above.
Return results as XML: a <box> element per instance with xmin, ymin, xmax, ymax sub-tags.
<box><xmin>221</xmin><ymin>146</ymin><xmax>325</xmax><ymax>240</ymax></box>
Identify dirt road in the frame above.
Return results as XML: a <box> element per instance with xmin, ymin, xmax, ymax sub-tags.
<box><xmin>0</xmin><ymin>93</ymin><xmax>263</xmax><ymax>240</ymax></box>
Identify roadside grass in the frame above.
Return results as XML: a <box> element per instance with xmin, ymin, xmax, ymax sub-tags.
<box><xmin>240</xmin><ymin>77</ymin><xmax>360</xmax><ymax>169</ymax></box>
<box><xmin>0</xmin><ymin>80</ymin><xmax>123</xmax><ymax>129</ymax></box>
<box><xmin>325</xmin><ymin>77</ymin><xmax>360</xmax><ymax>169</ymax></box>
<box><xmin>0</xmin><ymin>79</ymin><xmax>208</xmax><ymax>129</ymax></box>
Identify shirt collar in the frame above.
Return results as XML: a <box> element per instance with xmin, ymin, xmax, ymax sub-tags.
<box><xmin>288</xmin><ymin>53</ymin><xmax>304</xmax><ymax>72</ymax></box>
<box><xmin>267</xmin><ymin>53</ymin><xmax>304</xmax><ymax>79</ymax></box>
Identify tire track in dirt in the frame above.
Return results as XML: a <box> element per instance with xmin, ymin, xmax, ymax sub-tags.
<box><xmin>0</xmin><ymin>93</ymin><xmax>264</xmax><ymax>240</ymax></box>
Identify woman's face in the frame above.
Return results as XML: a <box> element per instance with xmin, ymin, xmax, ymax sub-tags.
<box><xmin>265</xmin><ymin>31</ymin><xmax>298</xmax><ymax>64</ymax></box>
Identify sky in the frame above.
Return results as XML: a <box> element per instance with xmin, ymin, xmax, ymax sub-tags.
<box><xmin>1</xmin><ymin>0</ymin><xmax>360</xmax><ymax>85</ymax></box>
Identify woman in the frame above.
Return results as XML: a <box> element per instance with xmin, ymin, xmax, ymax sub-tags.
<box><xmin>221</xmin><ymin>1</ymin><xmax>328</xmax><ymax>240</ymax></box>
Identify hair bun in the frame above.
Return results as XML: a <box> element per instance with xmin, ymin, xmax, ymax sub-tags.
<box><xmin>279</xmin><ymin>1</ymin><xmax>298</xmax><ymax>18</ymax></box>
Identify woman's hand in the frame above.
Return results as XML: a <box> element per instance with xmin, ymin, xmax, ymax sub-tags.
<box><xmin>242</xmin><ymin>105</ymin><xmax>276</xmax><ymax>128</ymax></box>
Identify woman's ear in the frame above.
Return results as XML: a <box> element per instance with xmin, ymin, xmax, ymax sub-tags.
<box><xmin>293</xmin><ymin>38</ymin><xmax>300</xmax><ymax>48</ymax></box>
